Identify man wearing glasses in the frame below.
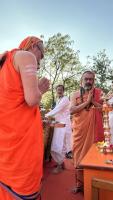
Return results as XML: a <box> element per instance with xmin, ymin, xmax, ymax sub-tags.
<box><xmin>0</xmin><ymin>36</ymin><xmax>49</xmax><ymax>199</ymax></box>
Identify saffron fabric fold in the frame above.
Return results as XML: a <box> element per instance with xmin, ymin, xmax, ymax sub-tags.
<box><xmin>0</xmin><ymin>49</ymin><xmax>43</xmax><ymax>199</ymax></box>
<box><xmin>72</xmin><ymin>88</ymin><xmax>104</xmax><ymax>186</ymax></box>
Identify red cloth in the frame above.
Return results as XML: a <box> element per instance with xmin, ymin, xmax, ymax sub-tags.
<box><xmin>93</xmin><ymin>88</ymin><xmax>104</xmax><ymax>142</ymax></box>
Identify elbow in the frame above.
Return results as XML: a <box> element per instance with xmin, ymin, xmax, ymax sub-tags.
<box><xmin>70</xmin><ymin>107</ymin><xmax>74</xmax><ymax>115</ymax></box>
<box><xmin>70</xmin><ymin>106</ymin><xmax>77</xmax><ymax>115</ymax></box>
<box><xmin>26</xmin><ymin>100</ymin><xmax>39</xmax><ymax>107</ymax></box>
<box><xmin>25</xmin><ymin>93</ymin><xmax>41</xmax><ymax>107</ymax></box>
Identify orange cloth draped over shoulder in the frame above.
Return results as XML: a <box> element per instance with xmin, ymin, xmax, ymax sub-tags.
<box><xmin>0</xmin><ymin>37</ymin><xmax>43</xmax><ymax>199</ymax></box>
<box><xmin>72</xmin><ymin>88</ymin><xmax>104</xmax><ymax>168</ymax></box>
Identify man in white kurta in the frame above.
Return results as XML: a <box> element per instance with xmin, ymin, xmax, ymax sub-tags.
<box><xmin>45</xmin><ymin>85</ymin><xmax>72</xmax><ymax>173</ymax></box>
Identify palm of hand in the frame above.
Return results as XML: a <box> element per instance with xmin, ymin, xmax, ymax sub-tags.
<box><xmin>38</xmin><ymin>77</ymin><xmax>50</xmax><ymax>94</ymax></box>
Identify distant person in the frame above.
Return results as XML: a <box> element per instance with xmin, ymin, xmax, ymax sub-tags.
<box><xmin>0</xmin><ymin>36</ymin><xmax>49</xmax><ymax>199</ymax></box>
<box><xmin>45</xmin><ymin>85</ymin><xmax>72</xmax><ymax>174</ymax></box>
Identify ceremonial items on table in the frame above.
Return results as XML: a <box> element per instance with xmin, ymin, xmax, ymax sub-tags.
<box><xmin>97</xmin><ymin>93</ymin><xmax>113</xmax><ymax>153</ymax></box>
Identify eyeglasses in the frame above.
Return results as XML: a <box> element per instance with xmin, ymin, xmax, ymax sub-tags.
<box><xmin>36</xmin><ymin>44</ymin><xmax>44</xmax><ymax>59</ymax></box>
<box><xmin>84</xmin><ymin>78</ymin><xmax>94</xmax><ymax>81</ymax></box>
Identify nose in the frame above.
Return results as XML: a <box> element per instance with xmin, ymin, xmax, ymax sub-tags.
<box><xmin>87</xmin><ymin>79</ymin><xmax>90</xmax><ymax>83</ymax></box>
<box><xmin>37</xmin><ymin>67</ymin><xmax>40</xmax><ymax>70</ymax></box>
<box><xmin>37</xmin><ymin>62</ymin><xmax>40</xmax><ymax>70</ymax></box>
<box><xmin>37</xmin><ymin>65</ymin><xmax>40</xmax><ymax>70</ymax></box>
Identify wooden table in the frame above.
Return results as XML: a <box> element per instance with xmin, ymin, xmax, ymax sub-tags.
<box><xmin>80</xmin><ymin>144</ymin><xmax>113</xmax><ymax>200</ymax></box>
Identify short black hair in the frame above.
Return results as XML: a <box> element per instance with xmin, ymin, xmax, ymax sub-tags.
<box><xmin>56</xmin><ymin>84</ymin><xmax>65</xmax><ymax>91</ymax></box>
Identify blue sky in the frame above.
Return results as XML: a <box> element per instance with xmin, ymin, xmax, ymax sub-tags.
<box><xmin>0</xmin><ymin>0</ymin><xmax>113</xmax><ymax>64</ymax></box>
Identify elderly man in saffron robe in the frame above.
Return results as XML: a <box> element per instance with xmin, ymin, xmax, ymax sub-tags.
<box><xmin>0</xmin><ymin>36</ymin><xmax>49</xmax><ymax>199</ymax></box>
<box><xmin>70</xmin><ymin>70</ymin><xmax>104</xmax><ymax>193</ymax></box>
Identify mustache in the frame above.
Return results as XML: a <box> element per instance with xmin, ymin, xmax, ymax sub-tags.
<box><xmin>85</xmin><ymin>83</ymin><xmax>92</xmax><ymax>86</ymax></box>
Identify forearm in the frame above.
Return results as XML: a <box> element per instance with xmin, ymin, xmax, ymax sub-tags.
<box><xmin>26</xmin><ymin>89</ymin><xmax>42</xmax><ymax>106</ymax></box>
<box><xmin>46</xmin><ymin>104</ymin><xmax>65</xmax><ymax>117</ymax></box>
<box><xmin>70</xmin><ymin>101</ymin><xmax>89</xmax><ymax>114</ymax></box>
<box><xmin>46</xmin><ymin>98</ymin><xmax>69</xmax><ymax>117</ymax></box>
<box><xmin>92</xmin><ymin>100</ymin><xmax>102</xmax><ymax>108</ymax></box>
<box><xmin>45</xmin><ymin>110</ymin><xmax>55</xmax><ymax>117</ymax></box>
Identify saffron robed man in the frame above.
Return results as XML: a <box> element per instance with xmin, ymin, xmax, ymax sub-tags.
<box><xmin>70</xmin><ymin>71</ymin><xmax>104</xmax><ymax>193</ymax></box>
<box><xmin>0</xmin><ymin>36</ymin><xmax>50</xmax><ymax>200</ymax></box>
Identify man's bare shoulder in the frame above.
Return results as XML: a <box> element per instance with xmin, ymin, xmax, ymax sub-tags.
<box><xmin>14</xmin><ymin>50</ymin><xmax>37</xmax><ymax>70</ymax></box>
<box><xmin>15</xmin><ymin>50</ymin><xmax>35</xmax><ymax>60</ymax></box>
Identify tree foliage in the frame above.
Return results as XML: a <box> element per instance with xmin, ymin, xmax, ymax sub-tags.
<box><xmin>87</xmin><ymin>50</ymin><xmax>113</xmax><ymax>92</ymax></box>
<box><xmin>40</xmin><ymin>33</ymin><xmax>81</xmax><ymax>108</ymax></box>
<box><xmin>40</xmin><ymin>34</ymin><xmax>113</xmax><ymax>109</ymax></box>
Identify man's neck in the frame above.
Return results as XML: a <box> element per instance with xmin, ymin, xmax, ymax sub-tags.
<box><xmin>58</xmin><ymin>95</ymin><xmax>64</xmax><ymax>99</ymax></box>
<box><xmin>84</xmin><ymin>90</ymin><xmax>90</xmax><ymax>94</ymax></box>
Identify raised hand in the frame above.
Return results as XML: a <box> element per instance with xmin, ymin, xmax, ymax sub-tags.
<box><xmin>38</xmin><ymin>77</ymin><xmax>50</xmax><ymax>95</ymax></box>
<box><xmin>87</xmin><ymin>90</ymin><xmax>93</xmax><ymax>104</ymax></box>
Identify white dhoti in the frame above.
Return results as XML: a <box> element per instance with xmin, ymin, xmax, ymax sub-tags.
<box><xmin>51</xmin><ymin>126</ymin><xmax>72</xmax><ymax>164</ymax></box>
<box><xmin>45</xmin><ymin>96</ymin><xmax>72</xmax><ymax>164</ymax></box>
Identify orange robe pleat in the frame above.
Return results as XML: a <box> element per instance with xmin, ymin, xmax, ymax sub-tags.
<box><xmin>0</xmin><ymin>50</ymin><xmax>43</xmax><ymax>198</ymax></box>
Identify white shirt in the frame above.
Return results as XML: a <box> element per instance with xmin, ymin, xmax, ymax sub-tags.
<box><xmin>45</xmin><ymin>96</ymin><xmax>71</xmax><ymax>126</ymax></box>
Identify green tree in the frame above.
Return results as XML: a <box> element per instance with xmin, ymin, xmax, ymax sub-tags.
<box><xmin>87</xmin><ymin>50</ymin><xmax>113</xmax><ymax>92</ymax></box>
<box><xmin>40</xmin><ymin>33</ymin><xmax>81</xmax><ymax>107</ymax></box>
<box><xmin>41</xmin><ymin>91</ymin><xmax>53</xmax><ymax>110</ymax></box>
